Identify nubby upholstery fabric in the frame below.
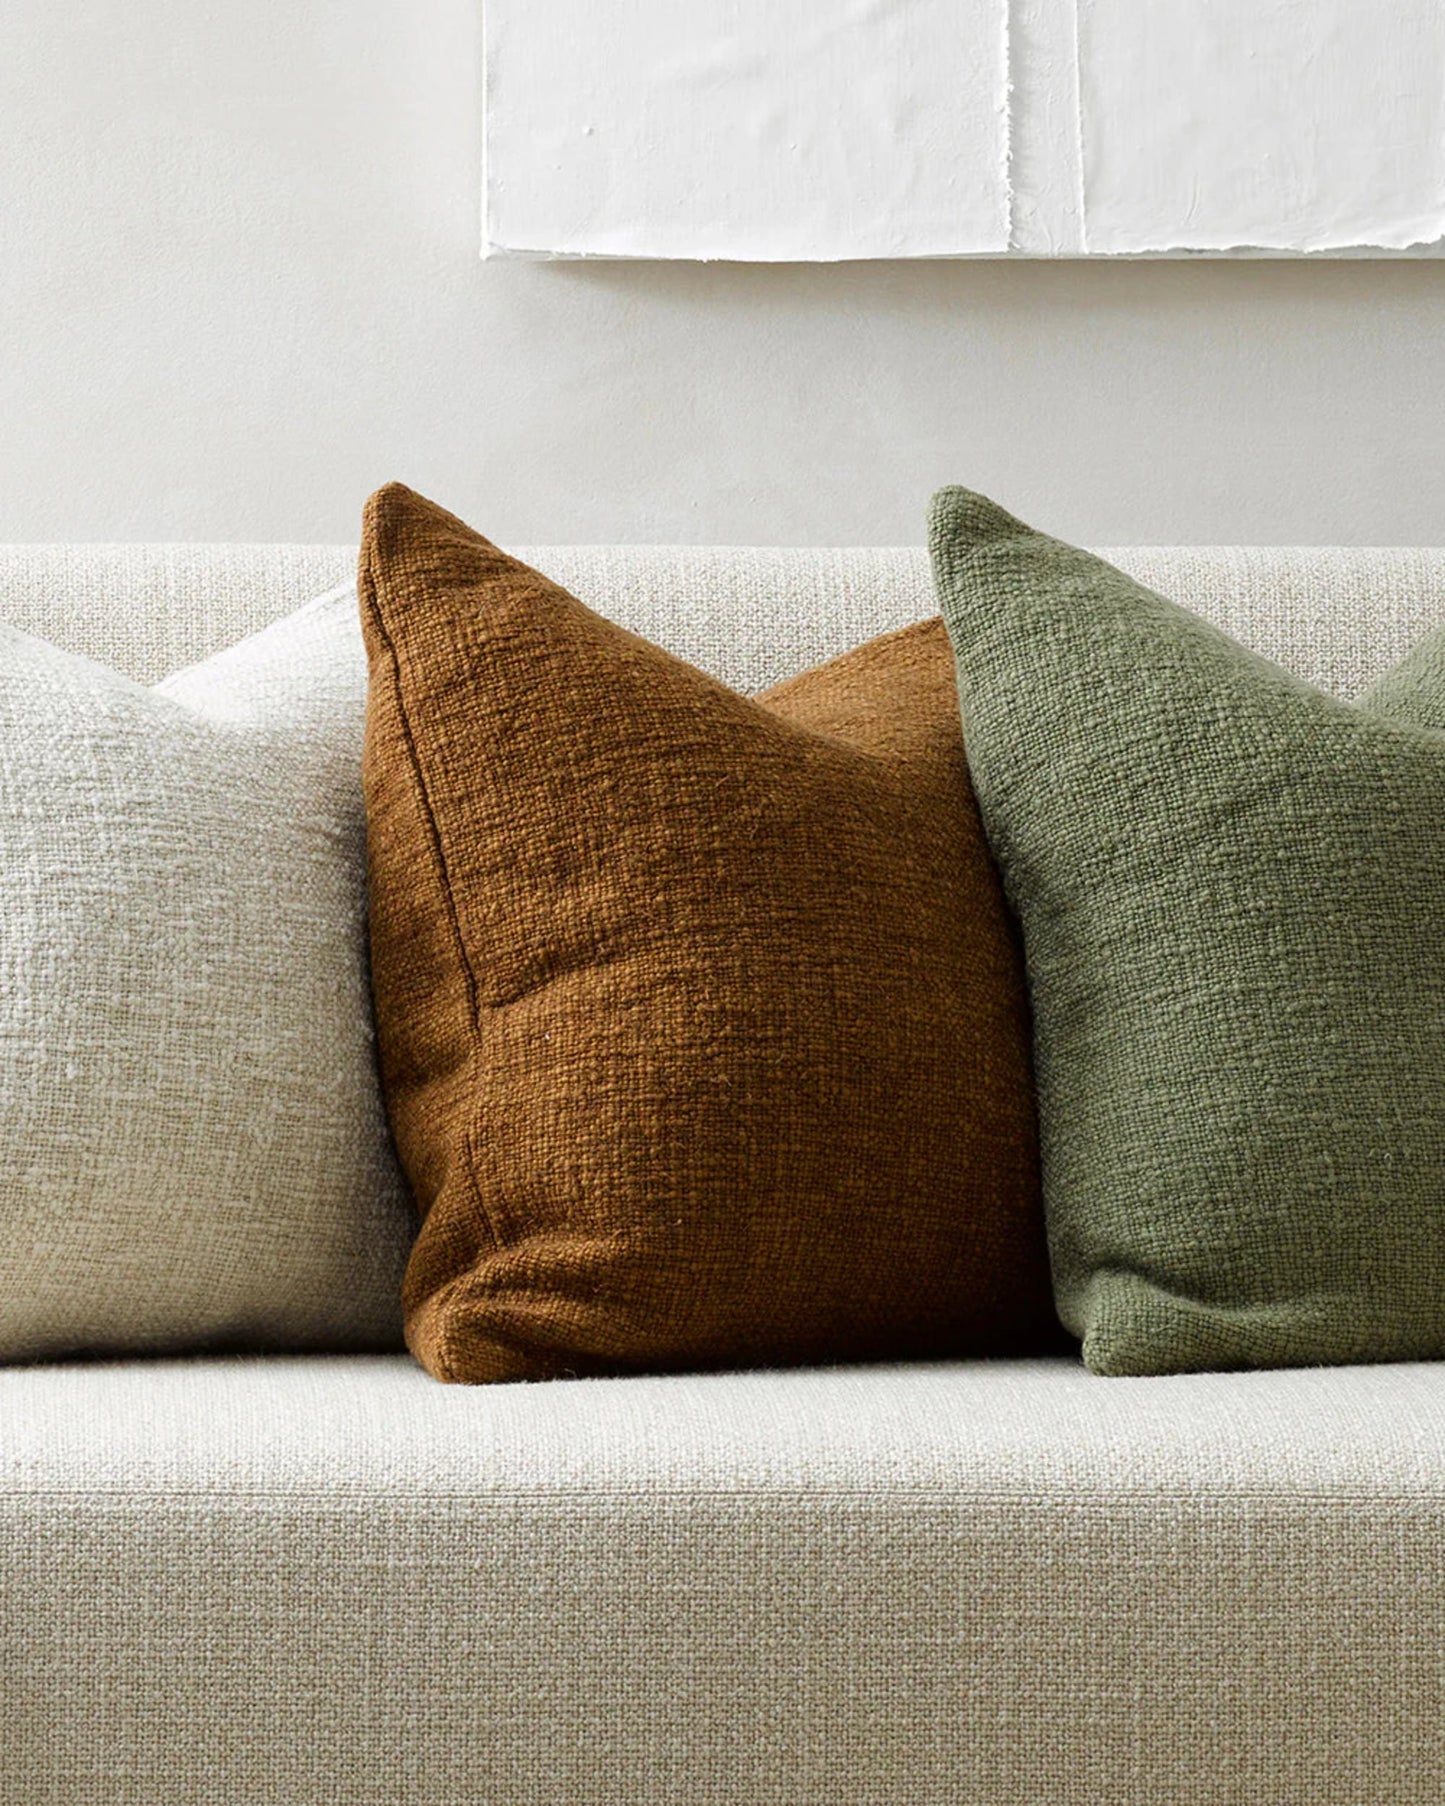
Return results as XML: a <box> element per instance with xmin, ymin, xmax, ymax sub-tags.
<box><xmin>1</xmin><ymin>1354</ymin><xmax>1443</xmax><ymax>1806</ymax></box>
<box><xmin>931</xmin><ymin>489</ymin><xmax>1445</xmax><ymax>1377</ymax></box>
<box><xmin>0</xmin><ymin>591</ymin><xmax>413</xmax><ymax>1357</ymax></box>
<box><xmin>6</xmin><ymin>540</ymin><xmax>1445</xmax><ymax>694</ymax></box>
<box><xmin>360</xmin><ymin>485</ymin><xmax>1055</xmax><ymax>1381</ymax></box>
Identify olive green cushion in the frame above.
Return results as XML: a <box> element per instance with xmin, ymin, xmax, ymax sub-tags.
<box><xmin>930</xmin><ymin>486</ymin><xmax>1445</xmax><ymax>1377</ymax></box>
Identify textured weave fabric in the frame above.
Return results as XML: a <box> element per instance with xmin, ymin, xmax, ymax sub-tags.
<box><xmin>0</xmin><ymin>591</ymin><xmax>413</xmax><ymax>1357</ymax></box>
<box><xmin>1</xmin><ymin>1353</ymin><xmax>1443</xmax><ymax>1806</ymax></box>
<box><xmin>6</xmin><ymin>541</ymin><xmax>1445</xmax><ymax>694</ymax></box>
<box><xmin>3</xmin><ymin>538</ymin><xmax>1445</xmax><ymax>1802</ymax></box>
<box><xmin>931</xmin><ymin>489</ymin><xmax>1445</xmax><ymax>1377</ymax></box>
<box><xmin>361</xmin><ymin>485</ymin><xmax>1056</xmax><ymax>1381</ymax></box>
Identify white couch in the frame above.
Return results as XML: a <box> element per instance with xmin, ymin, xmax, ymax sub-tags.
<box><xmin>2</xmin><ymin>541</ymin><xmax>1444</xmax><ymax>1806</ymax></box>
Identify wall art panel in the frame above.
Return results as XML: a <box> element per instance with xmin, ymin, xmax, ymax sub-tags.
<box><xmin>483</xmin><ymin>1</ymin><xmax>1445</xmax><ymax>259</ymax></box>
<box><xmin>483</xmin><ymin>0</ymin><xmax>1010</xmax><ymax>259</ymax></box>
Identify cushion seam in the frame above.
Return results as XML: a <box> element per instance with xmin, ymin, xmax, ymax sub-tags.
<box><xmin>359</xmin><ymin>549</ymin><xmax>504</xmax><ymax>1290</ymax></box>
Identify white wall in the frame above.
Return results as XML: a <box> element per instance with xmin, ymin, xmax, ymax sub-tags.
<box><xmin>4</xmin><ymin>0</ymin><xmax>1444</xmax><ymax>547</ymax></box>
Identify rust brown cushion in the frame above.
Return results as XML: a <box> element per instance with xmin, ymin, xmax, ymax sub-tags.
<box><xmin>360</xmin><ymin>483</ymin><xmax>1058</xmax><ymax>1383</ymax></box>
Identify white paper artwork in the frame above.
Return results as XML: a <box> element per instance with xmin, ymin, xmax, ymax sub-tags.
<box><xmin>482</xmin><ymin>1</ymin><xmax>1445</xmax><ymax>259</ymax></box>
<box><xmin>1073</xmin><ymin>0</ymin><xmax>1445</xmax><ymax>254</ymax></box>
<box><xmin>482</xmin><ymin>0</ymin><xmax>1010</xmax><ymax>259</ymax></box>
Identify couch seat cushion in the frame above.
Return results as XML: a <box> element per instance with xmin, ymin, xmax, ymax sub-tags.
<box><xmin>2</xmin><ymin>1354</ymin><xmax>1442</xmax><ymax>1806</ymax></box>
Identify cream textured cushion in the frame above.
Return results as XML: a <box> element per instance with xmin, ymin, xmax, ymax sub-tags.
<box><xmin>6</xmin><ymin>543</ymin><xmax>1445</xmax><ymax>695</ymax></box>
<box><xmin>0</xmin><ymin>587</ymin><xmax>412</xmax><ymax>1357</ymax></box>
<box><xmin>2</xmin><ymin>1353</ymin><xmax>1443</xmax><ymax>1805</ymax></box>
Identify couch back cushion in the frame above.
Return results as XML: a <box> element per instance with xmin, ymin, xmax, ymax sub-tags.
<box><xmin>4</xmin><ymin>543</ymin><xmax>1444</xmax><ymax>694</ymax></box>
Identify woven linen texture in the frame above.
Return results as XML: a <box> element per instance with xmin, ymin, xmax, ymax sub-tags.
<box><xmin>0</xmin><ymin>590</ymin><xmax>413</xmax><ymax>1357</ymax></box>
<box><xmin>359</xmin><ymin>483</ymin><xmax>1060</xmax><ymax>1382</ymax></box>
<box><xmin>2</xmin><ymin>1353</ymin><xmax>1443</xmax><ymax>1806</ymax></box>
<box><xmin>6</xmin><ymin>540</ymin><xmax>1445</xmax><ymax>694</ymax></box>
<box><xmin>931</xmin><ymin>487</ymin><xmax>1445</xmax><ymax>1377</ymax></box>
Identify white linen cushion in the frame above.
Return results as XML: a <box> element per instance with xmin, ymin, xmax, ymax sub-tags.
<box><xmin>1</xmin><ymin>1354</ymin><xmax>1442</xmax><ymax>1804</ymax></box>
<box><xmin>0</xmin><ymin>585</ymin><xmax>412</xmax><ymax>1357</ymax></box>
